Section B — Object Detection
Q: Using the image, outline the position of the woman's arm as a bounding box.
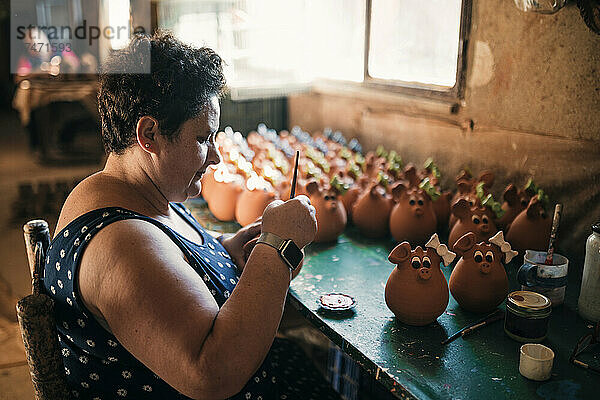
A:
[78,197,315,400]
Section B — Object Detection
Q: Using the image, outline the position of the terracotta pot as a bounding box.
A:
[305,180,347,243]
[506,195,552,253]
[389,183,437,246]
[448,199,498,251]
[496,184,532,231]
[385,242,449,326]
[235,187,277,226]
[352,184,393,238]
[449,232,509,313]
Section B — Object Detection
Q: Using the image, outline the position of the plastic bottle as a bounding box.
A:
[578,223,600,321]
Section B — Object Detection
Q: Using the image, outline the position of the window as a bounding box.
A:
[157,0,470,100]
[367,0,463,88]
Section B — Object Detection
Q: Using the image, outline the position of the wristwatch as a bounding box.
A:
[256,232,303,271]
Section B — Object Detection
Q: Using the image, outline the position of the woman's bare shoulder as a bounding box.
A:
[55,172,135,237]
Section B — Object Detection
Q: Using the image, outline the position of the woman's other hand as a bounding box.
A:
[219,220,262,271]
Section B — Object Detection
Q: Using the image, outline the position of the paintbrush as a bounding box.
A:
[289,150,300,198]
[441,309,504,345]
[242,150,300,260]
[545,203,562,265]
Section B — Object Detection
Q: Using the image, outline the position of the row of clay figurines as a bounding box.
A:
[386,232,518,326]
[201,126,553,255]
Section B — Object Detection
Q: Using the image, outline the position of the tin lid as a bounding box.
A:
[507,291,551,311]
[318,293,356,311]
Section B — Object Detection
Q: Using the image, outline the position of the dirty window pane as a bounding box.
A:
[158,0,364,92]
[368,0,462,87]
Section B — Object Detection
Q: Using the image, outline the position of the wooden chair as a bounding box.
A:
[17,220,70,400]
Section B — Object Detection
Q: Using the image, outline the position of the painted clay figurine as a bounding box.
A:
[200,165,217,203]
[340,174,368,222]
[306,180,347,243]
[389,182,437,246]
[496,183,532,231]
[506,195,552,253]
[352,184,393,238]
[449,170,494,228]
[385,234,456,326]
[235,174,277,226]
[449,231,517,313]
[448,199,498,251]
[418,176,451,229]
[206,164,244,222]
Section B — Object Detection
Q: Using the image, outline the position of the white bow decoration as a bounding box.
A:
[425,234,456,266]
[489,231,518,263]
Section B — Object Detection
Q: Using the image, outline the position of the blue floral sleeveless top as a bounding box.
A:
[43,203,284,399]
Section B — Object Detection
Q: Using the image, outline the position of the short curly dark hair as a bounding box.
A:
[98,30,226,154]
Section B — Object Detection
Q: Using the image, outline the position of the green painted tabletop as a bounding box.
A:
[289,228,598,400]
[185,199,598,400]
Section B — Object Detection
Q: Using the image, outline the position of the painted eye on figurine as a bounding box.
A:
[422,257,431,268]
[482,216,489,224]
[521,199,528,207]
[417,199,424,206]
[472,215,481,224]
[409,199,416,206]
[474,250,483,263]
[485,251,494,263]
[468,200,475,206]
[411,257,421,269]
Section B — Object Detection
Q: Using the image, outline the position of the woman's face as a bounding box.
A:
[157,95,222,202]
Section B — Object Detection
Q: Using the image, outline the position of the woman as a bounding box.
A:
[44,31,337,400]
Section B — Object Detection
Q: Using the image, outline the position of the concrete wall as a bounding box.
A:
[288,1,600,265]
[465,1,599,140]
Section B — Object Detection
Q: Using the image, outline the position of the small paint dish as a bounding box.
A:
[318,293,356,311]
[519,343,555,381]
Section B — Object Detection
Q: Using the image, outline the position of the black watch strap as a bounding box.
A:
[256,232,302,271]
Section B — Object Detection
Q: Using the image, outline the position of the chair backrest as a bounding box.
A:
[17,219,70,400]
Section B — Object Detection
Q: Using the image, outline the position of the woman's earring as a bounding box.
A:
[144,143,150,148]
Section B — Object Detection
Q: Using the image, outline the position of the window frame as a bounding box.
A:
[362,0,472,101]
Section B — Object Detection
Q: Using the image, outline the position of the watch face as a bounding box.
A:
[281,240,303,270]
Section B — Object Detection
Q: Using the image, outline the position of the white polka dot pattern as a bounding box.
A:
[41,205,288,399]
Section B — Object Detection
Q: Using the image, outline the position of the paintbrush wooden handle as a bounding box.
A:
[289,150,299,198]
[545,203,562,265]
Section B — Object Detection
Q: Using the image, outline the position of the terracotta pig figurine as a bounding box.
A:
[449,170,494,228]
[385,234,456,326]
[306,180,347,243]
[353,184,394,238]
[389,182,437,246]
[235,177,278,226]
[448,199,498,251]
[496,183,532,231]
[506,195,552,253]
[449,231,517,313]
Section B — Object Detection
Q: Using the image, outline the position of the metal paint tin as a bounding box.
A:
[504,291,551,343]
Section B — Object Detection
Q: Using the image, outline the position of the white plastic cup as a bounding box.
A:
[519,343,554,381]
